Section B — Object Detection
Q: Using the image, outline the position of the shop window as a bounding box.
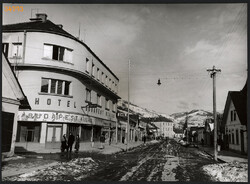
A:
[43,44,72,62]
[2,43,9,57]
[17,123,41,142]
[12,42,22,58]
[40,78,71,96]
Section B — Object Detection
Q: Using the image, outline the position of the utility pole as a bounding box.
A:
[185,113,188,143]
[207,65,221,161]
[126,60,131,151]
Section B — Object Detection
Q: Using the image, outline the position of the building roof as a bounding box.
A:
[221,80,247,128]
[2,19,119,81]
[2,53,31,109]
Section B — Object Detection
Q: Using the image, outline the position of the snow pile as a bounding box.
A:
[149,140,159,144]
[202,161,248,182]
[3,157,98,181]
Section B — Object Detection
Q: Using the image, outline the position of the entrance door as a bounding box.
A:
[45,124,62,149]
[67,124,80,138]
[240,130,244,154]
[2,112,14,152]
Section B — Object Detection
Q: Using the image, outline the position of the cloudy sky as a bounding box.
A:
[3,3,247,115]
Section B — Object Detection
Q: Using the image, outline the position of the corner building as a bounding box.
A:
[2,14,120,149]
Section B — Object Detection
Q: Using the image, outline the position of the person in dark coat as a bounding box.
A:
[201,138,204,147]
[68,132,75,153]
[143,134,146,144]
[100,132,105,149]
[74,135,80,153]
[61,134,68,152]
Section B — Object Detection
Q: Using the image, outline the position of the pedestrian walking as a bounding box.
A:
[143,134,146,144]
[74,135,80,153]
[61,134,68,152]
[201,138,204,147]
[67,132,75,153]
[100,132,105,149]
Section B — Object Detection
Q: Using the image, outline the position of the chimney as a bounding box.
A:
[30,13,47,22]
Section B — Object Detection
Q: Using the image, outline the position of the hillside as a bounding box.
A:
[117,100,217,129]
[170,109,214,129]
[117,100,174,122]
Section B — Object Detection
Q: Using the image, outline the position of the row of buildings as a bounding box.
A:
[183,82,247,155]
[2,13,138,156]
[2,13,177,157]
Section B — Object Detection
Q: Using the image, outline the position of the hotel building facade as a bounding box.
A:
[2,14,120,149]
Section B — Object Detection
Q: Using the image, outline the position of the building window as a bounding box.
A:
[109,79,112,89]
[105,98,109,110]
[12,42,22,58]
[86,58,90,73]
[112,81,114,91]
[97,68,100,80]
[231,110,237,121]
[43,44,73,62]
[91,63,95,77]
[41,78,49,93]
[97,94,101,107]
[236,129,239,145]
[2,43,9,57]
[86,88,91,103]
[101,72,105,83]
[229,133,231,143]
[232,132,234,144]
[40,78,71,96]
[105,76,108,86]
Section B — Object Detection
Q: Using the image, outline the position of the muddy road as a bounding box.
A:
[3,140,218,181]
[84,140,217,181]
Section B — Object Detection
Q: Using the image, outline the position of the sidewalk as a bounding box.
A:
[13,141,144,155]
[198,145,248,163]
[2,141,145,178]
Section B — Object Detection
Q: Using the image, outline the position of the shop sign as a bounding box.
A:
[18,111,92,124]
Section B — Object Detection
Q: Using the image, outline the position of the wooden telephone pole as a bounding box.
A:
[207,66,221,161]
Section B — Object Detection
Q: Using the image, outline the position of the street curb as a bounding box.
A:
[200,149,226,163]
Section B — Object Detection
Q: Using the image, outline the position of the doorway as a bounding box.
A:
[45,124,62,149]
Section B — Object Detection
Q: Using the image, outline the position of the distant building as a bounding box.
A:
[2,13,120,150]
[221,81,247,154]
[2,53,30,156]
[153,121,174,138]
[173,129,184,138]
[197,126,205,143]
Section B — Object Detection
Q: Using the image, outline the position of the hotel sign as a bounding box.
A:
[18,111,92,124]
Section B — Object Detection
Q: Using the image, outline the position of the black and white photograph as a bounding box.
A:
[1,1,248,182]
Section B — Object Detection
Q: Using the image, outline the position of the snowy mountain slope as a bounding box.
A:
[117,100,173,120]
[170,109,214,128]
[117,100,216,129]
